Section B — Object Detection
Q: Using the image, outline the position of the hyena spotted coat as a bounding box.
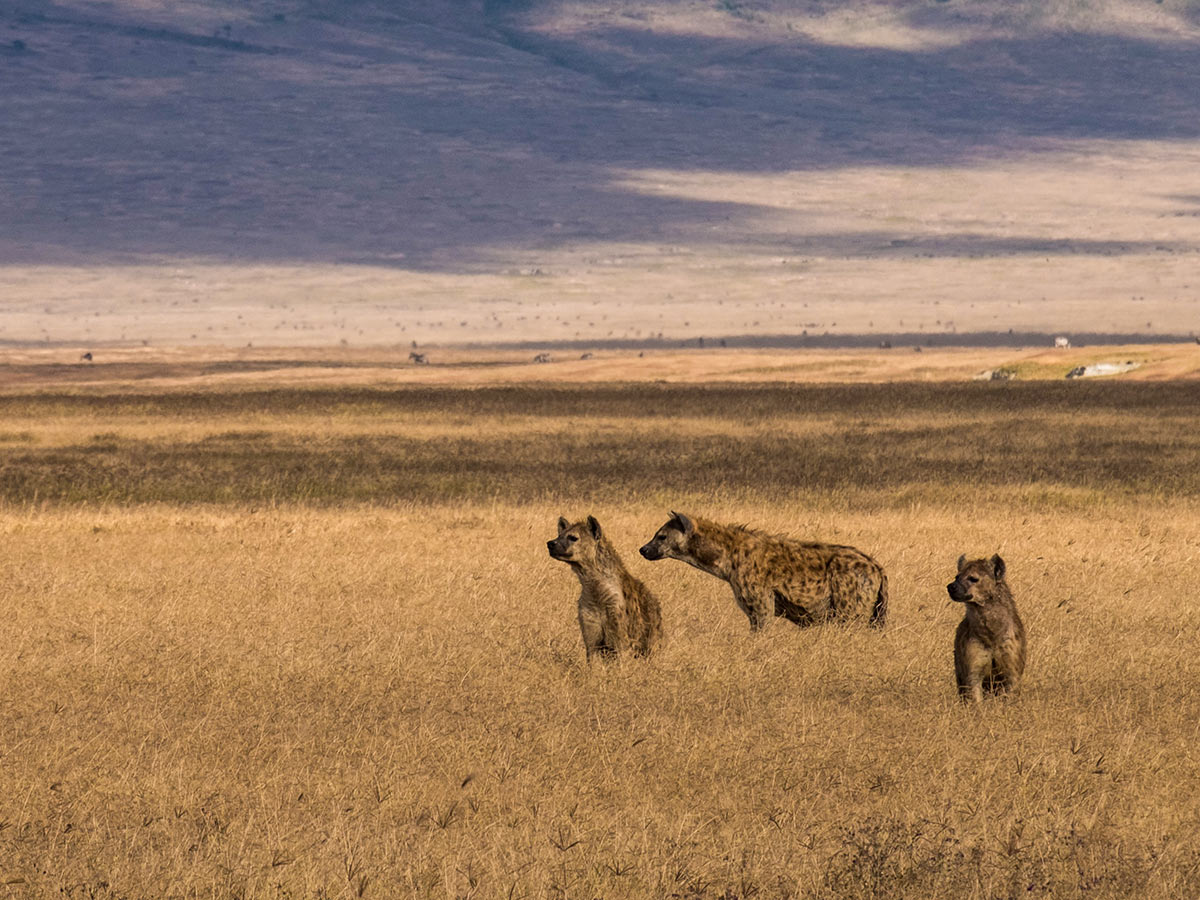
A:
[547,516,663,660]
[947,554,1027,703]
[639,512,888,633]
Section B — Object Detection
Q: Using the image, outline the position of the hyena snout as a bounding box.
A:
[548,538,571,560]
[639,542,663,560]
[947,580,969,602]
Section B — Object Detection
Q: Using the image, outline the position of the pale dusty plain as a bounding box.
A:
[4,139,1200,351]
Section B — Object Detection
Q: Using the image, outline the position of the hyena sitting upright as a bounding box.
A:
[947,555,1027,703]
[639,512,888,633]
[547,516,663,660]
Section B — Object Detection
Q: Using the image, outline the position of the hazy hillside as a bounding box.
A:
[3,0,1200,346]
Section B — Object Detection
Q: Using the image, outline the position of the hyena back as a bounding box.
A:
[947,554,1027,703]
[639,512,887,632]
[547,516,663,660]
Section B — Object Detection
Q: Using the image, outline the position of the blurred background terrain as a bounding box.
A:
[3,1,1199,346]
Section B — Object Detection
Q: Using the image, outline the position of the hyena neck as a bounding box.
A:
[965,585,1016,631]
[573,538,627,589]
[684,519,735,580]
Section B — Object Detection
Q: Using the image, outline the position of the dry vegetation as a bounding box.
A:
[3,379,1200,898]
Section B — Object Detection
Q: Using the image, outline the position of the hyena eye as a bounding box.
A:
[567,534,578,543]
[967,575,979,584]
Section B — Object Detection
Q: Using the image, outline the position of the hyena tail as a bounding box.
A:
[869,572,888,628]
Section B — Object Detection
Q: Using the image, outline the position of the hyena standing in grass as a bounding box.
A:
[639,512,887,633]
[547,516,663,660]
[947,555,1027,703]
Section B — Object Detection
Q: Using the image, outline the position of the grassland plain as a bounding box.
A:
[2,380,1200,899]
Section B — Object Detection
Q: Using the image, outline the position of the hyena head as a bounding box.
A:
[947,554,1006,604]
[639,511,694,561]
[547,516,605,567]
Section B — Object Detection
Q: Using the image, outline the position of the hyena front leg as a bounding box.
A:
[735,586,774,633]
[578,607,610,661]
[956,641,990,704]
[958,671,985,704]
[601,615,627,657]
[991,640,1025,696]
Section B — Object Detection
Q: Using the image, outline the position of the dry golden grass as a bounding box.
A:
[4,504,1200,898]
[2,378,1200,898]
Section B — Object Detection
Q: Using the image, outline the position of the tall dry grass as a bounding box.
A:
[1,382,1199,898]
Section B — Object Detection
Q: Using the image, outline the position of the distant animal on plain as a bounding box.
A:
[947,555,1027,704]
[408,351,428,364]
[1054,336,1071,349]
[80,351,93,362]
[580,352,593,360]
[533,352,552,363]
[547,516,663,660]
[639,512,887,632]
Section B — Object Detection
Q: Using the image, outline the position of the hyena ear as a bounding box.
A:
[557,516,570,533]
[956,554,967,572]
[670,511,695,535]
[587,516,602,539]
[991,554,1006,580]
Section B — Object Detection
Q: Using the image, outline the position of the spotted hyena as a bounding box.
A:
[638,512,887,633]
[547,516,663,660]
[947,554,1027,703]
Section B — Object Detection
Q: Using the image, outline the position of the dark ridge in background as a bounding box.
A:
[4,1,1200,268]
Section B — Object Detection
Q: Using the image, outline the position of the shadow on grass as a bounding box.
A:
[2,382,1198,505]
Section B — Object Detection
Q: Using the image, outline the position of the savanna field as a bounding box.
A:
[8,0,1200,895]
[2,375,1200,899]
